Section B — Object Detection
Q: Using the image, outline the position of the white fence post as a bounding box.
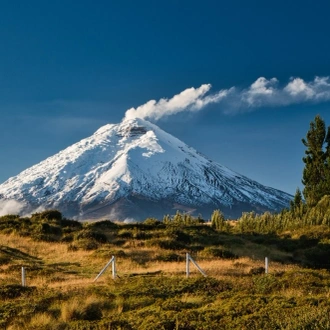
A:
[186,253,207,278]
[265,257,269,274]
[112,256,116,279]
[93,256,115,282]
[21,267,26,287]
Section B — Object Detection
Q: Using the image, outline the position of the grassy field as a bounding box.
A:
[1,211,330,329]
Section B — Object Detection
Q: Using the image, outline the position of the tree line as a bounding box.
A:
[237,114,330,234]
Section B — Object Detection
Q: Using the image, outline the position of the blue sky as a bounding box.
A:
[1,0,330,195]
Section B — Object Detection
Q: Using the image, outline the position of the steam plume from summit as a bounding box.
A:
[124,84,229,121]
[124,76,330,121]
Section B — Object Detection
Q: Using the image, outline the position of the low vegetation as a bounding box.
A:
[0,208,330,329]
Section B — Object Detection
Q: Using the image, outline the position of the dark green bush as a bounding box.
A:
[37,223,62,236]
[117,229,133,239]
[146,238,186,250]
[31,210,63,224]
[0,254,11,265]
[0,284,35,299]
[201,246,238,259]
[76,239,99,250]
[61,219,83,230]
[111,239,126,246]
[61,234,74,242]
[0,214,20,221]
[132,230,151,240]
[32,233,61,242]
[155,252,184,262]
[249,267,265,275]
[86,220,118,230]
[164,229,191,244]
[75,230,107,243]
[0,219,20,231]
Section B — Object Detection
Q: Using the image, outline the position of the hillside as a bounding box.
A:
[1,210,330,329]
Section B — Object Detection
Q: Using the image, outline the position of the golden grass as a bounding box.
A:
[0,231,301,291]
[29,312,55,327]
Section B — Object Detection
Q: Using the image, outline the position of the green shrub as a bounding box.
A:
[146,238,186,250]
[75,230,107,243]
[111,239,126,246]
[31,210,63,224]
[155,252,184,262]
[0,284,35,299]
[252,275,280,294]
[249,267,265,275]
[164,229,191,244]
[75,239,99,251]
[200,246,238,259]
[61,219,83,230]
[36,223,62,236]
[132,230,150,240]
[32,233,61,242]
[117,229,133,239]
[86,220,118,230]
[0,253,10,265]
[61,234,74,242]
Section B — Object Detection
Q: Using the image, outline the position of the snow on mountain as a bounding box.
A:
[0,118,292,220]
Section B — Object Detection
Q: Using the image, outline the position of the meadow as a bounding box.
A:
[0,210,330,329]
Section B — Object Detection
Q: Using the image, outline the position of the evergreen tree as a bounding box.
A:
[293,187,303,207]
[211,209,226,231]
[290,188,305,217]
[302,115,330,206]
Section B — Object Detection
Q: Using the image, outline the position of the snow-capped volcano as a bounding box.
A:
[0,118,292,220]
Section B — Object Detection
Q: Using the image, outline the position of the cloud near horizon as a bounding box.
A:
[124,76,330,120]
[0,200,25,216]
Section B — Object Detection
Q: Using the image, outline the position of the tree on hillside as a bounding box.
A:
[302,115,330,206]
[290,188,305,217]
[211,209,227,231]
[293,188,303,207]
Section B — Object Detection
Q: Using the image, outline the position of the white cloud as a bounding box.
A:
[284,78,315,98]
[242,77,279,107]
[123,76,330,121]
[240,76,330,109]
[0,200,25,216]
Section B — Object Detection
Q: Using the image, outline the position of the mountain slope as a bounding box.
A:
[0,118,292,220]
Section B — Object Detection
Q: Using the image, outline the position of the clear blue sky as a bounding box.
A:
[1,0,330,195]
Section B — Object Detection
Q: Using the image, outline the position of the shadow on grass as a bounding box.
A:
[234,233,330,269]
[0,246,41,262]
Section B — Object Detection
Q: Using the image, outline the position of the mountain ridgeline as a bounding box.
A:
[0,118,292,220]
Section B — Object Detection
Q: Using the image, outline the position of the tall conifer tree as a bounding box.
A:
[302,115,330,206]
